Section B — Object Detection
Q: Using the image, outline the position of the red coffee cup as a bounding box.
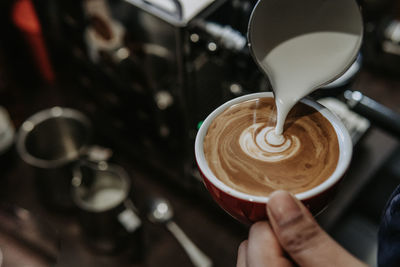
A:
[195,92,352,224]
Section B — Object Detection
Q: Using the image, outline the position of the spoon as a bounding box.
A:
[147,197,213,267]
[248,0,363,136]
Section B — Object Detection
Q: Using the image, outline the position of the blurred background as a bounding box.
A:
[0,0,399,266]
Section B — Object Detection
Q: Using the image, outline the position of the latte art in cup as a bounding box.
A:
[203,97,339,196]
[239,125,301,162]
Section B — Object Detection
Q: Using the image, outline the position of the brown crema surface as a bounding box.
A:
[203,97,339,196]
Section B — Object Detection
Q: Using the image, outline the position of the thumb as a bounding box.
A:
[267,190,366,267]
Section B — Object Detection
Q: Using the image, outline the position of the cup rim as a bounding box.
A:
[195,92,352,203]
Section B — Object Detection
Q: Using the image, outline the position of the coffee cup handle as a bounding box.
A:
[117,199,142,233]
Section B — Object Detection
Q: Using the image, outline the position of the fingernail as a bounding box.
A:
[267,190,302,226]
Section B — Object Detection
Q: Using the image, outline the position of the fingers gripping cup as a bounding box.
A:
[195,92,352,224]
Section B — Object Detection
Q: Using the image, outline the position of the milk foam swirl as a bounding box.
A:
[239,125,300,162]
[203,97,339,196]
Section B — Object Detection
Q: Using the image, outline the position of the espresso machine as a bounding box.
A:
[30,0,268,194]
[30,0,400,198]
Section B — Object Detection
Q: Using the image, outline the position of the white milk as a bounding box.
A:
[84,187,126,211]
[261,31,360,144]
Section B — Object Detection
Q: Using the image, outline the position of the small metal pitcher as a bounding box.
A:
[16,107,91,210]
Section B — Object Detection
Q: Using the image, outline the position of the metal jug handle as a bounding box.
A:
[118,199,142,233]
